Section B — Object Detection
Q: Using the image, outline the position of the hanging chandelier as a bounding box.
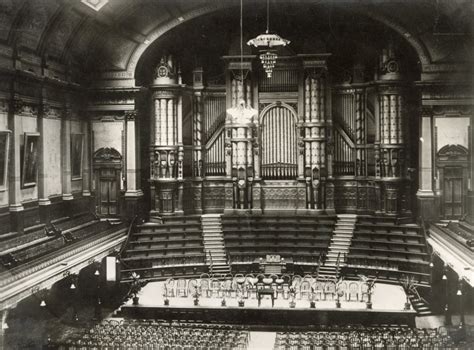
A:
[247,0,290,78]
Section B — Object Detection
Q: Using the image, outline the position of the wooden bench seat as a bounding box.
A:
[349,248,428,262]
[353,229,423,239]
[133,230,202,238]
[355,223,419,233]
[223,232,331,240]
[351,238,425,248]
[129,237,203,246]
[137,223,201,233]
[123,251,205,261]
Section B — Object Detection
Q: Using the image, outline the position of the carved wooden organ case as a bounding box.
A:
[149,48,414,216]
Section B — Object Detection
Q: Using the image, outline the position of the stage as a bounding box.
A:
[119,281,416,327]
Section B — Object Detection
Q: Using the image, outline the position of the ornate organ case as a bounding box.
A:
[150,48,415,216]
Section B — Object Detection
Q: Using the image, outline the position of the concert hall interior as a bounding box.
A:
[0,0,473,348]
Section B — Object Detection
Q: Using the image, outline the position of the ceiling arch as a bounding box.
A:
[125,1,434,80]
[0,0,471,85]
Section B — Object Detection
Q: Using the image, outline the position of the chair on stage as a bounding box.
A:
[324,280,336,300]
[200,278,211,298]
[337,281,348,301]
[299,279,312,300]
[313,281,324,300]
[187,279,198,298]
[165,278,176,298]
[222,278,233,297]
[303,274,314,284]
[348,282,359,301]
[256,273,266,291]
[176,278,188,297]
[269,274,278,289]
[274,275,286,299]
[210,278,221,297]
[291,275,302,299]
[245,274,257,299]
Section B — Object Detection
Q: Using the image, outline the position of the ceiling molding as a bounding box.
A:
[80,0,109,12]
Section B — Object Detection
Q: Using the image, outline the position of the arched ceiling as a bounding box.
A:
[0,0,472,86]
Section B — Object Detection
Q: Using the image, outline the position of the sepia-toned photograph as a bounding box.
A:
[0,0,472,349]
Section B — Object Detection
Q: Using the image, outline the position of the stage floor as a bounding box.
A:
[126,281,407,311]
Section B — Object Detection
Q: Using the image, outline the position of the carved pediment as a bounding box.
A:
[438,144,468,159]
[93,147,122,162]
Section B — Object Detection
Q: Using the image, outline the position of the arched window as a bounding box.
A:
[260,103,298,179]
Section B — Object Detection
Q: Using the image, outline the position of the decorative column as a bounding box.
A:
[192,68,204,214]
[61,103,73,216]
[124,109,143,218]
[223,57,259,211]
[300,55,330,210]
[355,88,366,177]
[416,105,437,220]
[8,94,24,233]
[38,97,51,224]
[82,117,92,201]
[375,45,410,216]
[149,55,183,216]
[467,121,474,224]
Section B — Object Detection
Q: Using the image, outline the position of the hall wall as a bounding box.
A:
[0,72,91,233]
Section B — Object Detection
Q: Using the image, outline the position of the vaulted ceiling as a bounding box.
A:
[0,0,472,86]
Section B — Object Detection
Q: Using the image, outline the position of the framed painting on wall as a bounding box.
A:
[71,133,84,180]
[0,130,11,191]
[21,132,40,188]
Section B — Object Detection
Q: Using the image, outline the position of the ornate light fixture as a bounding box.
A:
[247,0,290,78]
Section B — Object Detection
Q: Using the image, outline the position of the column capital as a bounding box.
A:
[10,97,24,114]
[125,110,137,121]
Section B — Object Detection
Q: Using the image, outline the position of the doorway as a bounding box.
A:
[93,147,123,217]
[437,145,469,220]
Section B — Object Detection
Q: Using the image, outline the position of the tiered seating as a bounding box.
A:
[345,216,430,284]
[52,320,250,349]
[273,326,460,349]
[122,216,206,279]
[221,214,336,272]
[0,212,110,268]
[433,220,474,250]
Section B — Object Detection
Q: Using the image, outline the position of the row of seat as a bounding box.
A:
[273,326,464,350]
[346,218,429,283]
[49,320,250,350]
[0,213,111,268]
[124,217,206,274]
[222,214,336,267]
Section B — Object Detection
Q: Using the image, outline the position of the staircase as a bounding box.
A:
[201,214,230,275]
[319,214,357,278]
[408,293,433,316]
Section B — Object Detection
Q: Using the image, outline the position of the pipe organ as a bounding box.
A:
[261,104,298,180]
[147,47,415,217]
[300,57,331,210]
[149,55,184,215]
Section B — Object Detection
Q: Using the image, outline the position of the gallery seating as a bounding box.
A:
[345,217,430,284]
[122,216,207,280]
[221,214,336,272]
[0,212,113,268]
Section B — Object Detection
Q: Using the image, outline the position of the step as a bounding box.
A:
[333,228,354,233]
[330,241,351,246]
[203,232,223,237]
[202,224,222,228]
[336,223,356,227]
[207,252,226,256]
